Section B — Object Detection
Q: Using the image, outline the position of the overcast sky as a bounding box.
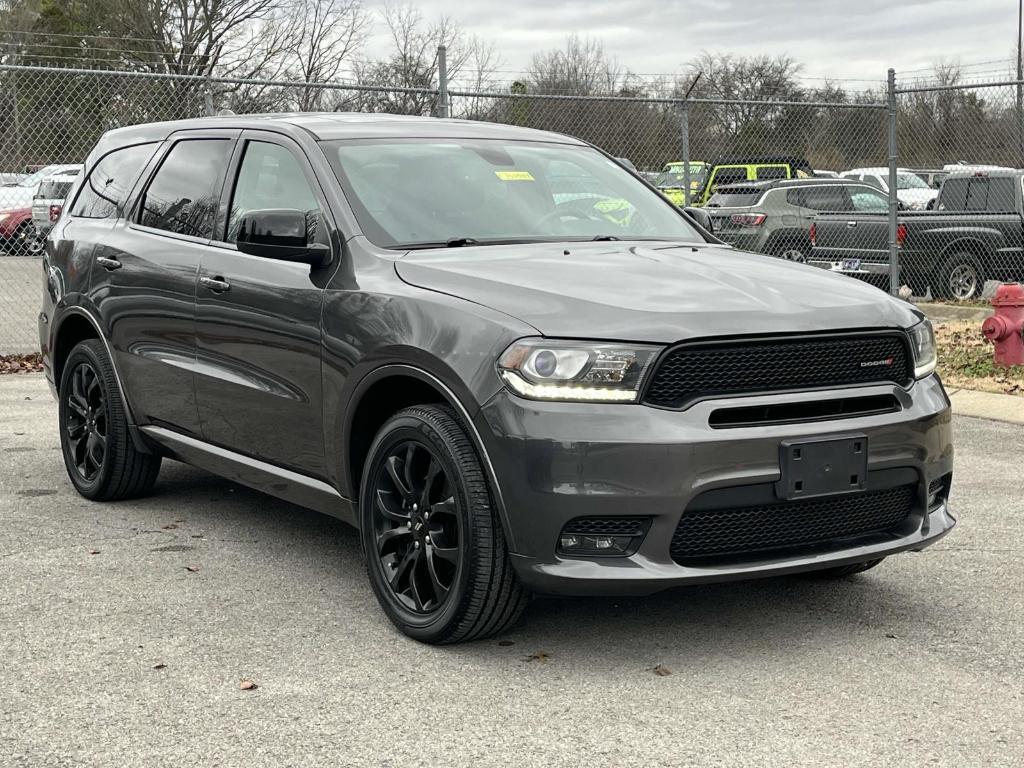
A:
[362,0,1020,88]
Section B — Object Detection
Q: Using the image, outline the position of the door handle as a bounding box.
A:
[200,276,231,293]
[95,256,122,271]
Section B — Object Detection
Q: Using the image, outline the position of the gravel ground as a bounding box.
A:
[1,374,1021,767]
[0,255,42,355]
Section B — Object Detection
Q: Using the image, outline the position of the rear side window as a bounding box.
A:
[139,139,231,238]
[988,178,1015,211]
[801,186,852,211]
[861,175,884,190]
[939,178,968,210]
[710,166,749,188]
[965,180,989,211]
[849,188,889,212]
[73,143,156,219]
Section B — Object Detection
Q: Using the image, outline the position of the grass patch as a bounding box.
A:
[935,321,1024,396]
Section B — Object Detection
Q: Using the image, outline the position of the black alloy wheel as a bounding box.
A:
[58,339,161,500]
[372,439,461,613]
[359,405,528,644]
[64,360,108,482]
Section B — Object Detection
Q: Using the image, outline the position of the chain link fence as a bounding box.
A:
[0,63,1021,353]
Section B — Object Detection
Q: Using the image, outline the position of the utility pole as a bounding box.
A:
[437,45,449,119]
[680,72,702,207]
[1017,0,1023,165]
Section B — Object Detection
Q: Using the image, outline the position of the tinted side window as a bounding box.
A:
[988,178,1015,211]
[850,188,889,212]
[72,143,156,219]
[225,141,323,243]
[138,139,230,238]
[803,186,852,211]
[711,167,748,189]
[965,180,989,211]
[939,178,968,210]
[786,188,806,207]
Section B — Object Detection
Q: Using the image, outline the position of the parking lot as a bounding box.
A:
[1,373,1021,767]
[0,256,41,354]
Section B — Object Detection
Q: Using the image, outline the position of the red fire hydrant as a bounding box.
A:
[981,283,1024,367]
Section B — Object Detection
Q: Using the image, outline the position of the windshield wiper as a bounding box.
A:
[591,235,620,241]
[395,237,554,250]
[445,237,479,247]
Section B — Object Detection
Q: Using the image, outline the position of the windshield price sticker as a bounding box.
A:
[495,170,535,181]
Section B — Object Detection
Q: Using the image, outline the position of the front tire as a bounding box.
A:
[58,340,161,500]
[359,405,529,643]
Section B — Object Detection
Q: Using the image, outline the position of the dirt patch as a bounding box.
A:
[935,320,1024,396]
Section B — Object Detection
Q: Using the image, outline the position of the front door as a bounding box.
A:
[194,131,336,477]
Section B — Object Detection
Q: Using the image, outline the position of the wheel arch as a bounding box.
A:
[341,363,514,547]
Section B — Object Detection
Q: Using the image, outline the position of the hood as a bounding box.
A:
[395,242,921,343]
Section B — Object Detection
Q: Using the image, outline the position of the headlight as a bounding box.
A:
[908,319,937,379]
[497,338,660,402]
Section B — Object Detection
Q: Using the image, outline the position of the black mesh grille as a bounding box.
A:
[561,517,650,536]
[670,485,916,564]
[644,334,911,409]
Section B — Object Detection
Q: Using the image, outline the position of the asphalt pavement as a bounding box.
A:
[1,374,1021,767]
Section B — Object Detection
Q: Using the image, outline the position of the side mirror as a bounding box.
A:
[683,206,713,232]
[235,208,330,266]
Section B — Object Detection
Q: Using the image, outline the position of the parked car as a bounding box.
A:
[810,170,1024,299]
[41,114,955,643]
[32,168,81,235]
[840,167,938,210]
[909,168,949,190]
[0,206,40,255]
[693,155,814,206]
[812,170,840,178]
[655,160,706,206]
[0,171,28,186]
[0,163,81,213]
[705,178,889,261]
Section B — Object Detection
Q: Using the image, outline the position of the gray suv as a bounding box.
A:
[706,178,889,261]
[40,114,955,644]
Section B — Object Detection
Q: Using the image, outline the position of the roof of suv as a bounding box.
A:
[96,113,584,153]
[712,177,868,193]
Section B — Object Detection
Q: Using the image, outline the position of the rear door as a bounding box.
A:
[194,130,336,477]
[91,131,237,435]
[810,185,890,263]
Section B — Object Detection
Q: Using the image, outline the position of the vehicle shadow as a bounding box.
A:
[146,462,939,666]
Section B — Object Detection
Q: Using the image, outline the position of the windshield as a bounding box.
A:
[656,168,706,189]
[896,173,930,190]
[325,139,705,248]
[19,165,59,188]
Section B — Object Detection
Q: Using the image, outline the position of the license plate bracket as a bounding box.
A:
[776,435,868,500]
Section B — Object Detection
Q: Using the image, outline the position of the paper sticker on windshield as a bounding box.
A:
[495,170,534,181]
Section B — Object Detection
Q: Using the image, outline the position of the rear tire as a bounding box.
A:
[803,558,885,578]
[359,405,529,644]
[935,252,984,301]
[58,340,161,500]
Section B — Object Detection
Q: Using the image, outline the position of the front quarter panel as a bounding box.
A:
[321,241,538,498]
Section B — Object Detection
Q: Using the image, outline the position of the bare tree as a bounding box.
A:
[525,35,623,96]
[287,0,368,110]
[352,4,466,115]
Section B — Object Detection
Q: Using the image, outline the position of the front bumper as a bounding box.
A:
[477,375,955,596]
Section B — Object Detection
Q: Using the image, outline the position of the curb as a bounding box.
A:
[918,302,992,325]
[947,387,1024,425]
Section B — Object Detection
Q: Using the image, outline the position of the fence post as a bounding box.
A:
[680,101,691,206]
[437,45,449,119]
[886,68,900,297]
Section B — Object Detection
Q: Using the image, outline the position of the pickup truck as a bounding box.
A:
[808,170,1024,300]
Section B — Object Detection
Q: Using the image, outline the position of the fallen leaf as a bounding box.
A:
[88,549,100,555]
[525,651,549,663]
[885,633,898,639]
[153,663,166,670]
[162,523,178,530]
[498,640,515,647]
[239,679,258,690]
[652,664,673,677]
[184,565,199,573]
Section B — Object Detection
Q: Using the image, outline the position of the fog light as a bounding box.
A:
[559,534,634,556]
